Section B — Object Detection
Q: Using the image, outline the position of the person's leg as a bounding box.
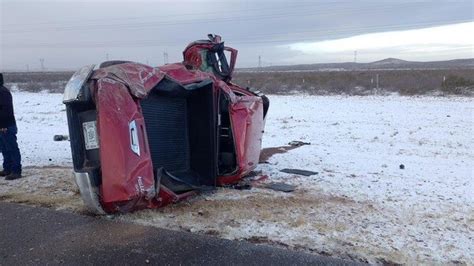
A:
[0,132,13,175]
[3,126,21,175]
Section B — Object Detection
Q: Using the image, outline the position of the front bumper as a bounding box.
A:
[73,171,106,214]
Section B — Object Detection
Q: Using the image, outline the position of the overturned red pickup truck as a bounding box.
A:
[63,35,269,214]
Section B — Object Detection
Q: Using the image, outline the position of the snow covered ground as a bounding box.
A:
[12,91,71,166]
[0,92,472,264]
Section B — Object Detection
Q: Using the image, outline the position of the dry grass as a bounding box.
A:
[233,69,474,96]
[3,69,474,96]
[3,71,73,93]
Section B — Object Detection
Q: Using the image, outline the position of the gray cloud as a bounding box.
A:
[1,0,472,70]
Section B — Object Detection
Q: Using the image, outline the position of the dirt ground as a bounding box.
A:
[0,167,84,213]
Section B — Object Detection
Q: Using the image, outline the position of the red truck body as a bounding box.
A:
[63,35,268,214]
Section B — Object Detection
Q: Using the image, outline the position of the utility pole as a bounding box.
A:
[106,53,109,61]
[39,58,45,71]
[163,51,169,65]
[26,64,30,72]
[354,51,357,63]
[258,55,262,68]
[376,74,379,90]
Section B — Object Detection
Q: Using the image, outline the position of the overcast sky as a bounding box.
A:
[0,0,473,71]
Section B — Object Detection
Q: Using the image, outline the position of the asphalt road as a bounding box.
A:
[0,202,357,265]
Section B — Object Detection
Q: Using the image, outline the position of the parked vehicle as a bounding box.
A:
[63,35,269,214]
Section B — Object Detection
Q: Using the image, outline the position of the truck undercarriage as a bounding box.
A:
[64,35,269,214]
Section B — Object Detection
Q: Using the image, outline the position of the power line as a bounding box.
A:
[6,1,428,29]
[4,19,468,49]
[3,2,330,28]
[2,2,429,34]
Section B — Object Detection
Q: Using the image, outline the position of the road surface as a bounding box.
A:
[0,202,357,265]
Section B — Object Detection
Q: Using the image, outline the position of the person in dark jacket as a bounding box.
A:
[0,73,22,180]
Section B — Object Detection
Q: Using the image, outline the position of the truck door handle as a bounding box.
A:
[129,120,141,156]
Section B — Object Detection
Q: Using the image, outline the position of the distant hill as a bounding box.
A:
[371,58,410,65]
[238,58,474,72]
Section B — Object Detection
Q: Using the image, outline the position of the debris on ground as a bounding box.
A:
[265,182,296,192]
[232,172,269,190]
[53,135,69,141]
[399,164,405,169]
[231,182,252,190]
[259,140,311,163]
[244,170,262,178]
[287,140,311,146]
[280,168,318,176]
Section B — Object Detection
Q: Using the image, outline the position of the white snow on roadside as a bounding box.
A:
[253,95,474,263]
[12,92,71,166]
[1,92,473,264]
[260,95,473,207]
